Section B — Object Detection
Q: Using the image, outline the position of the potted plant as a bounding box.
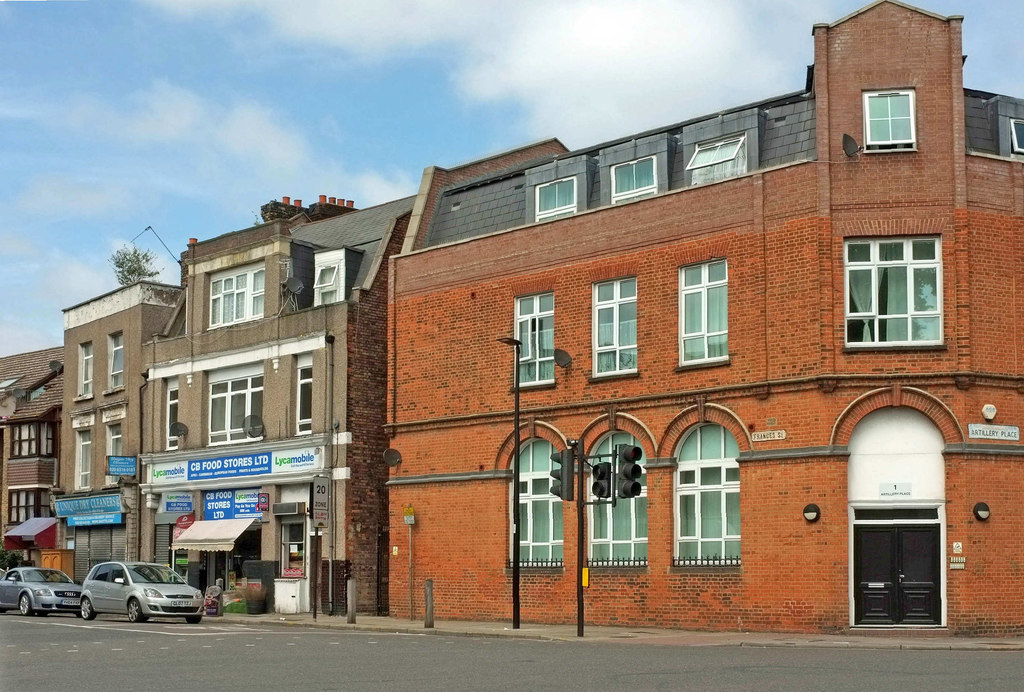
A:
[245,583,267,615]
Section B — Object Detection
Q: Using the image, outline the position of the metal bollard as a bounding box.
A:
[424,579,434,629]
[347,578,356,624]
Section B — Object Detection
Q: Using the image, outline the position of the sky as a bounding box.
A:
[1,0,1021,357]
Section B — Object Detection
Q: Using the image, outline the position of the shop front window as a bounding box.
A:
[281,521,306,578]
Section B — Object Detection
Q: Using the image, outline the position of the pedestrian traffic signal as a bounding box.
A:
[549,448,575,501]
[616,445,643,498]
[591,461,612,498]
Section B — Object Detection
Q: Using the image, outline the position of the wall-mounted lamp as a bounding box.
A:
[803,503,821,522]
[973,502,991,521]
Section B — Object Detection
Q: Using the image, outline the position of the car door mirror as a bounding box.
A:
[114,577,125,584]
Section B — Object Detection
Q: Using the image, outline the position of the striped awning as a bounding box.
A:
[171,518,253,552]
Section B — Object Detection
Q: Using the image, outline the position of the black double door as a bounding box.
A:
[854,524,940,625]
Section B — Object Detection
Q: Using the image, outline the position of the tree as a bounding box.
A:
[110,245,160,286]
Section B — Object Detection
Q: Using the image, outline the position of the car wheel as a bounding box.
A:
[18,593,33,616]
[127,598,149,624]
[185,615,202,624]
[80,597,97,621]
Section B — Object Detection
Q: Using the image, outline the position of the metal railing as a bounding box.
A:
[672,555,741,567]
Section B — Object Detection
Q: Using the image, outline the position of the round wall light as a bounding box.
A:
[802,503,821,522]
[973,502,991,521]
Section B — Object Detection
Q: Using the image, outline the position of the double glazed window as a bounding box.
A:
[594,278,637,375]
[209,372,264,444]
[687,137,746,185]
[676,424,740,564]
[516,293,555,385]
[680,261,728,363]
[108,332,124,389]
[314,264,340,306]
[535,178,576,222]
[590,433,646,563]
[166,381,179,450]
[611,157,656,203]
[76,429,92,489]
[79,342,93,397]
[8,489,51,523]
[864,90,916,150]
[845,237,941,345]
[11,422,54,458]
[297,355,313,434]
[1011,119,1024,154]
[516,439,563,564]
[210,264,265,327]
[106,423,122,485]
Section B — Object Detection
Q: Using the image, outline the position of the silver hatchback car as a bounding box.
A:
[80,561,204,624]
[0,567,82,616]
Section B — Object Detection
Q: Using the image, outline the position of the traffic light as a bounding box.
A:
[591,461,612,499]
[616,445,643,498]
[549,448,575,501]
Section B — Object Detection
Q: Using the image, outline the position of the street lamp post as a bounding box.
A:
[496,336,522,629]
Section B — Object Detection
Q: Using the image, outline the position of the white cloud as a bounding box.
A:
[14,176,128,219]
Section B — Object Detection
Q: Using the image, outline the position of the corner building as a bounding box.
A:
[387,1,1024,635]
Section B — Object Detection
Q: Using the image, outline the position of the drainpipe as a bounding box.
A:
[325,332,336,614]
[137,371,149,562]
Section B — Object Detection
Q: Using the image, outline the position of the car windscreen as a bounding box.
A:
[23,569,73,584]
[127,564,186,584]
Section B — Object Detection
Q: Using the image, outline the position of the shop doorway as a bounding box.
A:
[204,526,261,591]
[854,523,940,624]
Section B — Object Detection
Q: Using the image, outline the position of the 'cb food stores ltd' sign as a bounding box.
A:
[151,447,322,484]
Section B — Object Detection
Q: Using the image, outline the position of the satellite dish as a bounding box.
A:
[283,276,304,295]
[48,360,63,373]
[169,421,189,438]
[242,415,264,438]
[553,349,572,369]
[382,448,402,467]
[842,133,861,157]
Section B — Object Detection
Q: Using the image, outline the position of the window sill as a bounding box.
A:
[207,437,264,447]
[102,385,126,397]
[675,357,730,372]
[503,564,565,575]
[843,343,946,353]
[669,564,742,574]
[588,370,639,384]
[862,145,917,153]
[587,563,649,573]
[516,381,557,392]
[73,394,94,403]
[611,190,657,205]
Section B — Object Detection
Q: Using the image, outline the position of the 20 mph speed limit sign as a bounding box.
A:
[311,475,330,529]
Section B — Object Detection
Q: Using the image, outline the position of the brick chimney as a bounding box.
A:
[261,197,310,223]
[306,194,358,221]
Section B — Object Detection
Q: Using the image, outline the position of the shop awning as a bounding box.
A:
[172,518,254,552]
[3,516,57,550]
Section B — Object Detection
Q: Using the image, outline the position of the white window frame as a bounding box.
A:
[863,90,916,150]
[588,432,647,563]
[209,264,265,328]
[679,260,728,364]
[593,277,637,376]
[108,332,124,389]
[281,518,308,578]
[166,380,179,450]
[106,423,122,485]
[76,429,91,490]
[686,136,747,185]
[314,264,341,306]
[611,156,657,204]
[297,353,313,435]
[1011,119,1024,154]
[515,293,555,386]
[844,237,942,346]
[535,177,577,222]
[208,369,264,445]
[514,439,564,565]
[675,424,740,564]
[79,342,93,397]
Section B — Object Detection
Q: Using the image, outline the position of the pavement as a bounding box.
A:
[216,610,1024,650]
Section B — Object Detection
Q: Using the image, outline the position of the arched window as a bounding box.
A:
[515,439,563,565]
[675,424,740,565]
[590,432,647,564]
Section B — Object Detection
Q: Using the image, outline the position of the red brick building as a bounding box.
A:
[386,1,1024,635]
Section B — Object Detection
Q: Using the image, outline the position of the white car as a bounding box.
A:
[80,561,204,624]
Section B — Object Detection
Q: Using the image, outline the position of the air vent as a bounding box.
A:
[272,502,306,516]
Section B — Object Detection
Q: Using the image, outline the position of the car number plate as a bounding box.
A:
[171,600,192,607]
[62,599,80,606]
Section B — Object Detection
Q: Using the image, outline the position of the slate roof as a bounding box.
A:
[0,346,63,422]
[291,196,415,251]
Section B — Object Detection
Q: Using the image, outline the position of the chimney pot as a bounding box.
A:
[329,197,336,204]
[189,237,198,245]
[346,200,354,208]
[339,199,346,206]
[294,199,302,207]
[319,194,327,204]
[282,196,291,205]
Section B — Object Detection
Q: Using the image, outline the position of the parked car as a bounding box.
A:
[0,567,82,616]
[80,561,204,624]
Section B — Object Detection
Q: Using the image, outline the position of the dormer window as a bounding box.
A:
[210,264,265,327]
[611,157,656,203]
[314,264,340,306]
[687,136,747,185]
[535,178,576,222]
[1011,119,1024,154]
[864,90,916,151]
